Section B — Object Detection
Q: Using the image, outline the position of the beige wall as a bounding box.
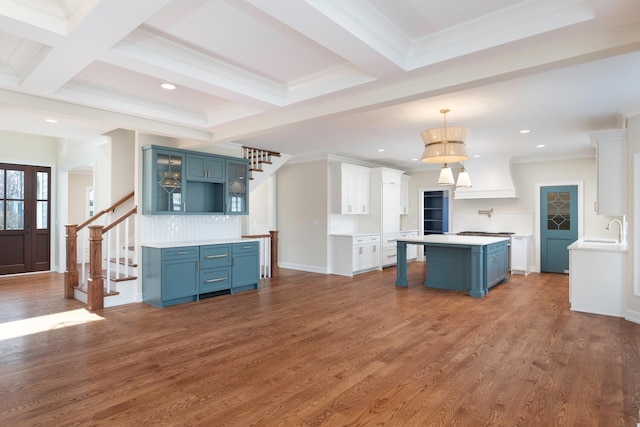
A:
[276,159,329,272]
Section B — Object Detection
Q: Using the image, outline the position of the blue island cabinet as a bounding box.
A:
[142,241,260,308]
[395,235,509,298]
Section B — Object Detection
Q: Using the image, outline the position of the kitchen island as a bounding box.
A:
[396,235,509,297]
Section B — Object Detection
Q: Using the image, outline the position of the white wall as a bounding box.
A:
[276,159,329,273]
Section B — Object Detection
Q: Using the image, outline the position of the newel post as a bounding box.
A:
[64,224,78,299]
[269,230,279,278]
[87,225,104,311]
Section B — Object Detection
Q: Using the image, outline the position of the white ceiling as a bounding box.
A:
[0,0,639,171]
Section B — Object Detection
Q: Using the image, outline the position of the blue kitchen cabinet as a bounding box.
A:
[231,242,259,292]
[226,159,249,215]
[142,146,186,214]
[199,244,232,294]
[142,241,260,308]
[186,153,225,182]
[485,240,509,289]
[142,246,199,307]
[142,145,248,215]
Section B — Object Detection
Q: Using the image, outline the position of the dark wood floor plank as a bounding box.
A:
[0,264,639,426]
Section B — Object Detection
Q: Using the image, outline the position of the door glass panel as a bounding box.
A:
[6,170,24,199]
[36,172,48,199]
[546,191,571,231]
[6,200,24,230]
[0,201,3,230]
[0,169,4,198]
[37,201,48,229]
[36,171,49,229]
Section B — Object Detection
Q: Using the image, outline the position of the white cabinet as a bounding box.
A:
[331,163,370,214]
[330,234,380,276]
[382,231,417,267]
[590,129,627,215]
[382,182,401,233]
[400,175,410,215]
[568,242,626,317]
[510,235,531,275]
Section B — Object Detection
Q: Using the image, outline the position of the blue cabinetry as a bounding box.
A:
[142,145,249,215]
[231,242,259,292]
[186,154,225,182]
[199,244,231,294]
[142,246,199,307]
[142,241,259,308]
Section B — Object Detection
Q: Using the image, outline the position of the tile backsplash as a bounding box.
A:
[142,215,241,243]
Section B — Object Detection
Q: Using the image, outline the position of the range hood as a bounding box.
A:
[454,156,518,199]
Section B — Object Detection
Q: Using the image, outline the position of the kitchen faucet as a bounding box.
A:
[606,218,623,243]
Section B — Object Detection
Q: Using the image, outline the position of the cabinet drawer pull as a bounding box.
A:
[175,251,190,255]
[241,245,253,249]
[205,254,228,259]
[205,277,227,283]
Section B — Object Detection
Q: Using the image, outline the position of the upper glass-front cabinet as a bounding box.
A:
[145,148,185,214]
[142,146,249,216]
[226,160,248,215]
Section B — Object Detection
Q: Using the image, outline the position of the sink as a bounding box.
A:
[582,238,617,244]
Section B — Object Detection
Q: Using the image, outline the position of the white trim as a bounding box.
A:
[625,308,640,324]
[277,262,327,274]
[534,181,583,273]
[634,153,640,296]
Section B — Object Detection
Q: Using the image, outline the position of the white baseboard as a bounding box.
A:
[625,308,640,324]
[278,262,328,274]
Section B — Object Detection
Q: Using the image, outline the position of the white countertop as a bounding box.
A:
[396,234,510,245]
[143,237,260,249]
[567,239,628,253]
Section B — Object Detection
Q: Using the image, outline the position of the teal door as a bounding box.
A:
[540,185,578,273]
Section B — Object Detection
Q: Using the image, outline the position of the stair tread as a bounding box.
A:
[74,285,120,297]
[110,257,138,267]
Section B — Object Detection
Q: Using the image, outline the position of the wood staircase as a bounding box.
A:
[243,146,281,180]
[65,191,138,310]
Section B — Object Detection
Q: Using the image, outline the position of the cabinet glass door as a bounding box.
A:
[156,152,184,212]
[227,161,248,214]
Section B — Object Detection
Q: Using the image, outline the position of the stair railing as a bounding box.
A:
[65,191,135,307]
[242,146,281,179]
[241,230,279,278]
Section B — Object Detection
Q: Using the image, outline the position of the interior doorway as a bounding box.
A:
[0,163,51,274]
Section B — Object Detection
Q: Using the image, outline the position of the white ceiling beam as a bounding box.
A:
[18,0,172,94]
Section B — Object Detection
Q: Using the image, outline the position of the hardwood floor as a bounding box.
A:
[1,264,639,426]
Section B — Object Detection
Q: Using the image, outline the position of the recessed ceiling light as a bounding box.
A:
[473,154,481,158]
[411,158,418,161]
[161,83,177,90]
[378,149,385,152]
[536,144,545,148]
[45,118,58,123]
[520,129,530,134]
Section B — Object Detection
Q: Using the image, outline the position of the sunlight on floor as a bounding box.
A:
[0,309,104,341]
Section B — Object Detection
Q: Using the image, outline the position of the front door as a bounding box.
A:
[0,164,51,274]
[540,185,578,273]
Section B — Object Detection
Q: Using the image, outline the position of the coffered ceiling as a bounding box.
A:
[0,0,639,170]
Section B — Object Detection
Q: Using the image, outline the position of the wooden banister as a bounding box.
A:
[241,230,279,278]
[103,207,137,234]
[65,191,137,310]
[78,191,134,231]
